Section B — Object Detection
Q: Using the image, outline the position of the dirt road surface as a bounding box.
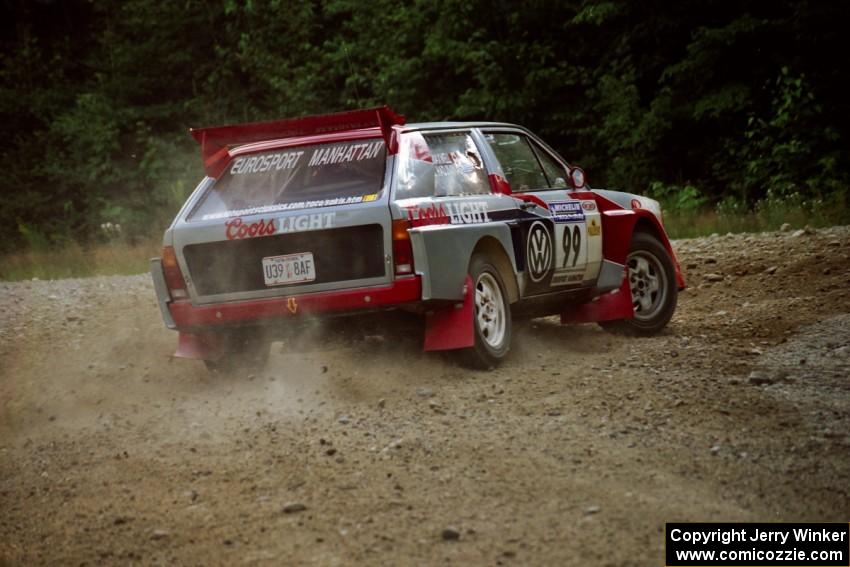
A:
[2,227,849,566]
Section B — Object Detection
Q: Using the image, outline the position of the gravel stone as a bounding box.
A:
[748,371,775,386]
[282,502,307,514]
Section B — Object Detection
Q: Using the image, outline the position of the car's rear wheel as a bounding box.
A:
[204,329,270,374]
[600,231,677,335]
[464,254,512,368]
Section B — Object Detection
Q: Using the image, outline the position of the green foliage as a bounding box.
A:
[647,182,707,216]
[1,0,849,253]
[715,196,748,219]
[734,68,845,201]
[696,187,850,238]
[0,238,160,281]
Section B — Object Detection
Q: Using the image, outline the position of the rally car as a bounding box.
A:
[151,106,685,371]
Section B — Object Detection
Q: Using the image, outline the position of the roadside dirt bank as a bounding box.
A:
[1,226,849,566]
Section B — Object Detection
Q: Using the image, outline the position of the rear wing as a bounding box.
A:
[190,106,406,177]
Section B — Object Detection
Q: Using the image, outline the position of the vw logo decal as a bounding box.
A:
[526,221,552,282]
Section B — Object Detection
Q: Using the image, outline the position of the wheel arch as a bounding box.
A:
[633,215,661,237]
[630,210,686,290]
[471,236,520,303]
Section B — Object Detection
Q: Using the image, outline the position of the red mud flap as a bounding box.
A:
[560,276,634,324]
[423,276,475,351]
[174,332,224,361]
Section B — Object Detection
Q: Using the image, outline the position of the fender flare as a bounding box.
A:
[412,223,518,352]
[629,209,686,290]
[600,208,686,290]
[409,223,518,301]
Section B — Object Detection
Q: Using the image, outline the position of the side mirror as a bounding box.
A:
[569,167,586,189]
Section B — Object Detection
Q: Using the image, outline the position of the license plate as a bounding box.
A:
[262,252,316,286]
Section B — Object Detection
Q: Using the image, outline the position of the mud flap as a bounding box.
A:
[560,275,634,324]
[174,331,224,361]
[423,276,475,351]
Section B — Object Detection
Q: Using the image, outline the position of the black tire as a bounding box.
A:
[204,329,270,374]
[463,254,512,369]
[599,231,677,336]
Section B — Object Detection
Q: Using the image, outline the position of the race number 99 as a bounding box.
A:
[562,224,581,268]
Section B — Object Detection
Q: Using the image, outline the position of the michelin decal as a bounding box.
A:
[549,201,585,223]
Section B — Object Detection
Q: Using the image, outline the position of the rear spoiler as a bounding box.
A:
[190,106,406,177]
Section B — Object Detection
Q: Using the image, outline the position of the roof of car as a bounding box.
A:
[402,121,529,132]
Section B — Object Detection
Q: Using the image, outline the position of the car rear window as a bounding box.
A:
[188,138,386,221]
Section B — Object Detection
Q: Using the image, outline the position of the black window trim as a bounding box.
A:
[527,137,569,189]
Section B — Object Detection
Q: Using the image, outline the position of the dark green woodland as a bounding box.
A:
[2,0,848,249]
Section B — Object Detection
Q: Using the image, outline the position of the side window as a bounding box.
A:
[532,142,569,188]
[394,131,490,199]
[485,133,549,192]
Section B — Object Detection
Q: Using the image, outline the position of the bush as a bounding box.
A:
[647,182,708,216]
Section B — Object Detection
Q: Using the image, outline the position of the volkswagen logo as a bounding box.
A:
[526,221,552,282]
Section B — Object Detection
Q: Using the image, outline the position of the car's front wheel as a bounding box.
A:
[464,254,512,368]
[600,231,677,335]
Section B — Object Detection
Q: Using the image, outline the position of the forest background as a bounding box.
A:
[2,0,848,277]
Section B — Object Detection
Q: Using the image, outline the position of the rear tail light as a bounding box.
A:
[391,219,414,276]
[161,245,188,299]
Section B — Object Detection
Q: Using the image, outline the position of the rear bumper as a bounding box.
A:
[168,276,422,330]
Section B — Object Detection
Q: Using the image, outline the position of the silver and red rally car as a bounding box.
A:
[151,107,685,371]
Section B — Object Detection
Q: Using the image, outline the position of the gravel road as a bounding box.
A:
[2,226,849,566]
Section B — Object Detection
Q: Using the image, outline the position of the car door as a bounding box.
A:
[480,130,602,296]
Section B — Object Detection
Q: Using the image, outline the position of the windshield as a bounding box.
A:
[188,138,386,221]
